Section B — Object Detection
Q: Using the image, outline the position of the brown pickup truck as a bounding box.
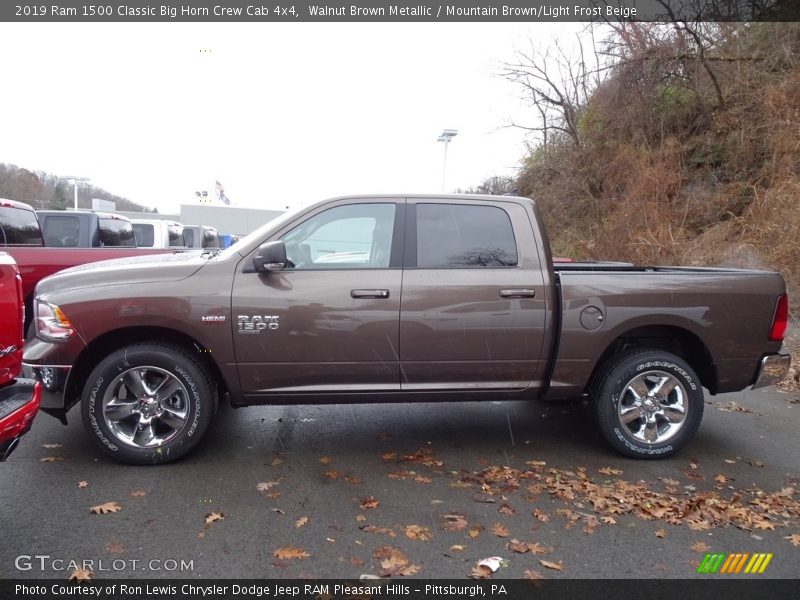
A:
[22,194,790,464]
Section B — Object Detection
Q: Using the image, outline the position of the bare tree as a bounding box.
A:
[501,30,604,149]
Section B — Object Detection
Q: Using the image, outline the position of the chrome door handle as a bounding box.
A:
[351,289,390,299]
[499,288,536,298]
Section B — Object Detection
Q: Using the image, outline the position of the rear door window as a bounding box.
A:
[416,203,518,268]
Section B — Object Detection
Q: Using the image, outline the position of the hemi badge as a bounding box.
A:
[202,315,226,323]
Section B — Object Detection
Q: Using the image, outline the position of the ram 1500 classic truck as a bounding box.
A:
[22,194,790,464]
[0,252,41,460]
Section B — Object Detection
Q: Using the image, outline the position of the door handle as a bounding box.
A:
[351,289,390,299]
[499,288,536,298]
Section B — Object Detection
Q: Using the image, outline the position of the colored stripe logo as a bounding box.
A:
[697,553,773,574]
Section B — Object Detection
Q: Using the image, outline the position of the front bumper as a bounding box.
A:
[752,351,792,390]
[0,378,42,461]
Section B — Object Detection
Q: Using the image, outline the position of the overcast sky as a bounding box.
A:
[0,22,584,214]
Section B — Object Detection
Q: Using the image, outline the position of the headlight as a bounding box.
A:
[35,299,75,341]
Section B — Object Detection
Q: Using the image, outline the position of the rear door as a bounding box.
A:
[399,199,548,391]
[232,198,405,396]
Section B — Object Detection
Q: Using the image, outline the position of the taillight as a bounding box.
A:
[15,273,24,343]
[768,294,789,342]
[35,300,75,342]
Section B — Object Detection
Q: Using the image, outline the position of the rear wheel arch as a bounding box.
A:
[588,325,717,395]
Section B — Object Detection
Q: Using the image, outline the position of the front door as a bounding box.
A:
[232,200,404,398]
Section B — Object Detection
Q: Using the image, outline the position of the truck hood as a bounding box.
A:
[35,251,209,298]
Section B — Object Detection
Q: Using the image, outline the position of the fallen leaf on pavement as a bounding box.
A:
[498,503,516,515]
[443,514,468,531]
[274,547,310,560]
[105,540,125,554]
[40,456,64,463]
[450,544,466,552]
[691,542,711,553]
[360,496,380,510]
[655,529,667,538]
[130,490,146,497]
[204,511,224,525]
[599,467,623,476]
[528,543,549,555]
[507,539,530,553]
[77,481,88,489]
[295,516,308,528]
[256,480,281,492]
[404,525,431,541]
[42,443,62,449]
[532,509,549,523]
[468,526,483,539]
[469,564,492,579]
[490,523,509,538]
[68,568,92,582]
[90,502,121,515]
[784,534,800,547]
[319,456,332,464]
[539,559,563,571]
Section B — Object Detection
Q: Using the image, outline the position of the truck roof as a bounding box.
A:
[0,198,36,212]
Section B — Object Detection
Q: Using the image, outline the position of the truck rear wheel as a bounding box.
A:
[592,350,703,459]
[81,343,215,465]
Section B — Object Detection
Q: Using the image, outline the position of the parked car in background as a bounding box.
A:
[37,210,136,248]
[0,199,44,246]
[0,252,40,460]
[132,219,185,248]
[182,225,220,249]
[219,233,240,249]
[1,199,190,333]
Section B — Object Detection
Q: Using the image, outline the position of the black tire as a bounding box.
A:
[591,350,704,459]
[81,343,215,465]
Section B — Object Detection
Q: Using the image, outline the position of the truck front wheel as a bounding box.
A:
[592,350,704,459]
[81,343,215,464]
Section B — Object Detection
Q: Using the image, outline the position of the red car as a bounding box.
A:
[0,252,41,460]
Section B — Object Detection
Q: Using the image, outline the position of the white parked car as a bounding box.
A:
[132,219,185,248]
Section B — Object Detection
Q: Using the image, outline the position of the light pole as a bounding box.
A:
[60,175,90,210]
[437,129,458,192]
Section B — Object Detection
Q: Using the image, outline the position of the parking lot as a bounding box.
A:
[2,382,798,580]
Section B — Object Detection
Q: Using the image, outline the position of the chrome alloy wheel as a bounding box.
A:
[102,366,190,448]
[617,370,688,444]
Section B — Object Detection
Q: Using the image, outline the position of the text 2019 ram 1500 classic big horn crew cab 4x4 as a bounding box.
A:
[22,195,790,464]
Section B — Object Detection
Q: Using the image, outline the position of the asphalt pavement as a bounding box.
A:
[1,385,798,580]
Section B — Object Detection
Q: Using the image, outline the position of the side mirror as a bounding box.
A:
[253,241,288,273]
